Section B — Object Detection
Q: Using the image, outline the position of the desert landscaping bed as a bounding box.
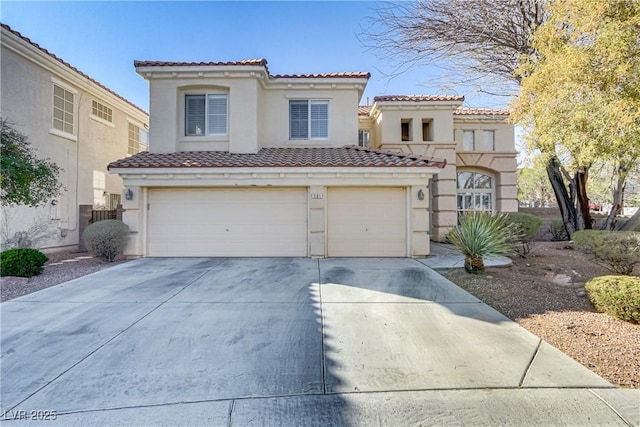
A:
[442,241,639,388]
[1,243,638,388]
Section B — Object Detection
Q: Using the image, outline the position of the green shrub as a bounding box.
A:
[446,211,521,274]
[506,212,542,257]
[572,230,640,275]
[585,275,640,323]
[0,248,48,277]
[83,220,129,262]
[549,219,569,241]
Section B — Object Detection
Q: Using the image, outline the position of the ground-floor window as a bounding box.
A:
[457,171,493,214]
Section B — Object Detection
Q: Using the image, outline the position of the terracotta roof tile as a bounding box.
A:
[133,59,268,68]
[272,72,370,79]
[454,107,510,116]
[108,146,446,170]
[358,106,371,116]
[374,95,465,102]
[1,23,148,116]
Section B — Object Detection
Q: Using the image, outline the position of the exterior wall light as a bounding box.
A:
[125,188,134,200]
[417,189,425,200]
[50,199,58,206]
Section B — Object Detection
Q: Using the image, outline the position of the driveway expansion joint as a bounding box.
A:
[519,338,543,387]
[588,389,635,427]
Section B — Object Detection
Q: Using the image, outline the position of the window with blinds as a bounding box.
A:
[289,100,328,140]
[185,93,228,136]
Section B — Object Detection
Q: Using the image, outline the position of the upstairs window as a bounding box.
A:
[92,100,113,123]
[290,100,328,140]
[185,94,228,136]
[482,130,495,151]
[457,171,493,214]
[401,119,412,141]
[358,130,370,147]
[52,84,75,135]
[462,130,475,151]
[128,123,148,154]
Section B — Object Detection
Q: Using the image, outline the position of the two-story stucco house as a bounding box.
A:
[108,59,517,258]
[0,24,149,250]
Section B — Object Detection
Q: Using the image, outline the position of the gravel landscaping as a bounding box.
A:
[441,241,639,389]
[2,243,638,389]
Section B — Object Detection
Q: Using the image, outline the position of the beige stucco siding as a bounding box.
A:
[0,33,148,250]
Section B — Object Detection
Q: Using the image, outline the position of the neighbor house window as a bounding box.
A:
[289,100,328,139]
[462,130,475,151]
[128,123,148,154]
[52,84,75,135]
[482,130,495,151]
[358,130,370,147]
[401,119,412,141]
[92,100,113,123]
[93,170,106,207]
[457,171,493,214]
[185,94,228,136]
[422,119,432,141]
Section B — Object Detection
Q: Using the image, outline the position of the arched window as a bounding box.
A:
[457,171,493,213]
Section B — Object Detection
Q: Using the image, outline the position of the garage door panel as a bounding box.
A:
[328,187,406,257]
[148,188,307,257]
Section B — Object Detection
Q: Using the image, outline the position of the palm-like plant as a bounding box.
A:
[447,211,522,273]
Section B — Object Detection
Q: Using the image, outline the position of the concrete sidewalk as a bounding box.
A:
[1,257,637,426]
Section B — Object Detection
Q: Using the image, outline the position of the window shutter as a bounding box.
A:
[185,95,206,136]
[310,101,328,138]
[207,94,227,135]
[290,101,309,139]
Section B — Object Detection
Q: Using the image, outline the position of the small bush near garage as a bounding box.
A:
[585,275,640,323]
[505,212,542,257]
[548,219,569,241]
[572,230,640,275]
[83,220,129,262]
[0,248,48,277]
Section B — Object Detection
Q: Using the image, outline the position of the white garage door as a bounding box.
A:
[327,187,407,257]
[148,188,307,257]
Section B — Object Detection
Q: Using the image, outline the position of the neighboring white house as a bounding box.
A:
[108,59,517,258]
[0,24,149,251]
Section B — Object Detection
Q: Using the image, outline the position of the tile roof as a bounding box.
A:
[374,95,465,102]
[133,59,369,79]
[454,108,510,116]
[1,23,147,116]
[108,146,446,170]
[358,106,371,116]
[133,59,268,68]
[272,72,370,79]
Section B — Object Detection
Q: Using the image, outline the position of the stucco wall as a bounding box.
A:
[0,34,148,250]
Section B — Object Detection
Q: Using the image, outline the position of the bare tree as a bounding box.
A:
[361,0,546,95]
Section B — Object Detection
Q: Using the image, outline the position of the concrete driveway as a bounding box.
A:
[1,257,637,426]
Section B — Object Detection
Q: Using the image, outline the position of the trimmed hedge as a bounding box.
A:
[83,220,129,262]
[0,248,48,277]
[585,275,640,323]
[506,212,543,241]
[572,230,640,275]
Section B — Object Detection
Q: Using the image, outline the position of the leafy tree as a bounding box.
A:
[512,0,640,235]
[1,118,63,207]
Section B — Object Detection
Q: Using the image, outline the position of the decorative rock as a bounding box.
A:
[545,264,556,271]
[547,273,573,286]
[576,288,587,297]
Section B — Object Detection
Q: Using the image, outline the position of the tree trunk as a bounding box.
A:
[602,173,626,230]
[546,156,577,237]
[575,166,592,230]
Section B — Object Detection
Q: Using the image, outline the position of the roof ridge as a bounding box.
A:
[1,23,148,116]
[373,95,464,102]
[344,145,446,166]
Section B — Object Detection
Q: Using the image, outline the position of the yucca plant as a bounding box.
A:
[446,211,522,274]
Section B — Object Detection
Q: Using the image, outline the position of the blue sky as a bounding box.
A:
[2,1,509,112]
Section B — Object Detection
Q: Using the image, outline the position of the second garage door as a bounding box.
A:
[327,187,407,257]
[148,188,307,257]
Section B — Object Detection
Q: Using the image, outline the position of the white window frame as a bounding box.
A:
[90,100,115,127]
[128,121,148,154]
[185,93,228,137]
[456,171,494,215]
[358,130,370,147]
[50,77,77,141]
[289,100,329,140]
